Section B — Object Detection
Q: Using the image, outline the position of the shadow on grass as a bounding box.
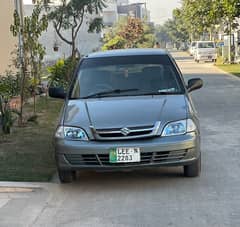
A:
[0,97,63,182]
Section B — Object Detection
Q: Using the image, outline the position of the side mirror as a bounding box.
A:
[49,87,66,99]
[187,78,203,93]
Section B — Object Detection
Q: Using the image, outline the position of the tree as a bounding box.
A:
[155,25,171,48]
[156,8,189,49]
[10,1,48,122]
[218,0,240,62]
[48,0,106,58]
[162,9,189,47]
[136,21,156,48]
[0,72,20,134]
[179,0,240,42]
[117,17,145,48]
[179,0,240,62]
[102,17,155,50]
[102,35,126,50]
[180,0,214,40]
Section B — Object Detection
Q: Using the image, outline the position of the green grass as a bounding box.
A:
[215,57,240,78]
[0,97,63,181]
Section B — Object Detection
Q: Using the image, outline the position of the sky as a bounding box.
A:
[23,0,181,24]
[23,0,33,4]
[129,0,181,24]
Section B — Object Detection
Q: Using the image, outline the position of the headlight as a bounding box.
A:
[55,126,89,141]
[161,119,196,137]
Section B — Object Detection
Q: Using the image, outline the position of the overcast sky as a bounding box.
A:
[23,0,181,24]
[129,0,181,24]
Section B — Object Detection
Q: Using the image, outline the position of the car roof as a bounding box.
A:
[85,48,169,59]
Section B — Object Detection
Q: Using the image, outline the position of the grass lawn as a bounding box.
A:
[215,57,240,78]
[0,97,63,181]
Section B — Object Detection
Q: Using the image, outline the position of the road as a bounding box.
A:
[0,52,240,227]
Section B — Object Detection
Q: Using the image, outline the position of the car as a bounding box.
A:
[49,49,203,183]
[189,41,197,56]
[194,41,217,63]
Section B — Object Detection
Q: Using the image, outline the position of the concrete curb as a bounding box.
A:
[0,173,60,188]
[0,181,45,189]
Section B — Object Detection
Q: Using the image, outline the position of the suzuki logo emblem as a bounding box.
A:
[120,127,131,136]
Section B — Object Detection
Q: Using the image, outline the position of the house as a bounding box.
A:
[23,2,102,63]
[117,2,148,21]
[0,1,17,75]
[102,0,118,26]
[233,18,240,63]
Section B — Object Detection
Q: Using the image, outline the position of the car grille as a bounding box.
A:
[64,150,187,167]
[91,122,161,141]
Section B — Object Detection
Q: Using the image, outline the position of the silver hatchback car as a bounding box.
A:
[49,49,203,183]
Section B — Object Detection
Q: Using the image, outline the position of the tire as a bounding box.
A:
[58,169,75,183]
[196,59,200,63]
[184,155,201,177]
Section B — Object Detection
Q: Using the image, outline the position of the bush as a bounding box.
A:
[48,57,78,90]
[0,71,20,98]
[0,72,20,134]
[0,96,13,134]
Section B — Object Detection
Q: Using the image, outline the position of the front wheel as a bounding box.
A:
[184,155,201,177]
[58,169,75,183]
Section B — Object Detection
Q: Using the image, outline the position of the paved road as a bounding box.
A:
[0,52,240,227]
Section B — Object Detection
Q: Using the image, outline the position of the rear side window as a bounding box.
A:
[70,55,185,99]
[198,42,215,48]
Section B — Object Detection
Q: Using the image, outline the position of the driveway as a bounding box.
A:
[0,52,240,227]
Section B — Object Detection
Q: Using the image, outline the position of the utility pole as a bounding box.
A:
[144,1,147,21]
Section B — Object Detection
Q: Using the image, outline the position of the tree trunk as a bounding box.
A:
[19,64,26,125]
[71,39,76,59]
[209,28,212,41]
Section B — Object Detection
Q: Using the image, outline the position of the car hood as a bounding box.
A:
[63,95,187,134]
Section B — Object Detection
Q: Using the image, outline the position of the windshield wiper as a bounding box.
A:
[81,88,139,99]
[136,91,181,96]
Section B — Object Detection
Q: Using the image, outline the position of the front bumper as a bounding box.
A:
[55,132,200,171]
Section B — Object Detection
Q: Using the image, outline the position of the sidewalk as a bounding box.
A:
[0,182,58,227]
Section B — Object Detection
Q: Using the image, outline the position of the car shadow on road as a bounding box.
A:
[56,167,199,191]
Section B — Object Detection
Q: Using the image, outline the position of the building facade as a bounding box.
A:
[24,4,102,63]
[117,2,148,21]
[0,1,17,75]
[102,0,118,26]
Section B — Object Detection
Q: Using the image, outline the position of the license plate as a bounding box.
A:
[109,148,140,163]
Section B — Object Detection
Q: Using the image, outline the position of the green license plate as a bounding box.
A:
[109,148,140,163]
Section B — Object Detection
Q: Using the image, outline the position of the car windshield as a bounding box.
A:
[70,55,184,99]
[198,42,215,48]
